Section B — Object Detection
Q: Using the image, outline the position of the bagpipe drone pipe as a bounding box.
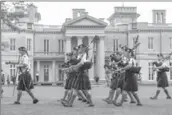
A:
[61,36,98,73]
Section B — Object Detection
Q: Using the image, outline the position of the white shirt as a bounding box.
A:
[128,58,136,67]
[20,54,30,72]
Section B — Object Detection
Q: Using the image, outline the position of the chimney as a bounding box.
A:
[72,9,86,19]
[152,10,166,24]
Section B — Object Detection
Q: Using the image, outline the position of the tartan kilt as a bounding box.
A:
[17,71,34,91]
[124,71,138,92]
[72,71,91,90]
[157,72,169,88]
[65,72,77,90]
[110,72,125,90]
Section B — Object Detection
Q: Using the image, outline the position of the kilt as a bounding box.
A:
[17,71,34,91]
[124,71,138,92]
[110,72,125,90]
[65,72,77,90]
[72,71,91,90]
[157,72,169,88]
[128,67,141,74]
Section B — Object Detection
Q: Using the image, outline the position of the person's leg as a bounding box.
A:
[114,90,127,106]
[14,90,22,104]
[26,90,39,104]
[84,90,94,107]
[64,89,77,107]
[131,91,142,106]
[163,87,171,99]
[127,91,136,103]
[113,88,121,103]
[150,87,161,100]
[62,90,69,101]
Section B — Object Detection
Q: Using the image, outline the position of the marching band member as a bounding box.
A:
[104,60,112,87]
[62,44,94,107]
[14,47,38,104]
[103,52,123,104]
[150,54,171,100]
[60,52,74,104]
[114,51,142,106]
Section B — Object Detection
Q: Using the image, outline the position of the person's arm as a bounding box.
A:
[17,55,29,68]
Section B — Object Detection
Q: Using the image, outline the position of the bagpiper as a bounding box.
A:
[114,51,142,106]
[103,52,122,104]
[14,46,39,104]
[150,53,171,100]
[61,44,94,107]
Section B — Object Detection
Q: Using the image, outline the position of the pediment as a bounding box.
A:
[63,15,107,27]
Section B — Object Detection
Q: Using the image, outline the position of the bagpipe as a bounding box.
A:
[61,36,98,73]
[116,35,141,74]
[152,61,169,73]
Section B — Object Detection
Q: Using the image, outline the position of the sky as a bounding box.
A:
[33,2,172,25]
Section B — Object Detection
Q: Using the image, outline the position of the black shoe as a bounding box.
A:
[114,102,122,107]
[33,99,39,104]
[130,101,136,104]
[78,98,82,101]
[137,103,142,106]
[82,99,87,102]
[14,101,20,104]
[88,103,94,107]
[150,97,157,100]
[167,96,171,99]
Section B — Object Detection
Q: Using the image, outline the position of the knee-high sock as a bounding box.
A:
[85,91,94,105]
[127,91,135,102]
[109,90,115,101]
[113,89,121,102]
[132,92,141,104]
[82,90,89,101]
[68,90,77,105]
[153,90,160,98]
[78,91,87,100]
[67,90,73,102]
[26,90,36,100]
[164,89,171,97]
[63,90,69,100]
[119,91,127,105]
[17,91,22,102]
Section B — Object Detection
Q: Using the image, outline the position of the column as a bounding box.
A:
[96,36,105,80]
[52,60,56,82]
[30,59,34,80]
[77,36,83,46]
[65,37,71,61]
[88,37,94,80]
[37,60,40,82]
[56,64,59,82]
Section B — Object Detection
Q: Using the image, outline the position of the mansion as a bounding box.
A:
[2,4,172,84]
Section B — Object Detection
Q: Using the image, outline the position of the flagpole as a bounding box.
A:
[0,1,2,115]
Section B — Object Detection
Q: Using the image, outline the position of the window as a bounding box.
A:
[148,37,154,49]
[10,38,15,51]
[44,65,49,82]
[44,39,49,54]
[10,64,16,78]
[58,39,64,53]
[170,37,172,49]
[27,38,31,51]
[169,62,172,80]
[148,62,154,80]
[27,23,32,29]
[113,39,119,52]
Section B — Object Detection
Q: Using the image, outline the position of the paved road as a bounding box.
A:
[1,85,172,115]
